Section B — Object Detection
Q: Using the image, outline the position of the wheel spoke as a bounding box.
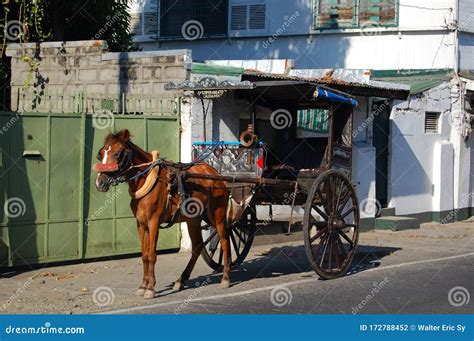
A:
[310,227,328,244]
[328,235,334,272]
[341,207,356,219]
[309,220,329,229]
[338,230,354,248]
[230,230,240,257]
[319,234,331,268]
[203,229,217,245]
[232,226,247,243]
[334,236,341,270]
[336,235,347,261]
[311,204,328,221]
[337,189,351,215]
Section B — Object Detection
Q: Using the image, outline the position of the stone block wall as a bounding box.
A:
[6,41,191,113]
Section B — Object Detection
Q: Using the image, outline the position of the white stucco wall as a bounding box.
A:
[388,83,453,216]
[135,0,457,70]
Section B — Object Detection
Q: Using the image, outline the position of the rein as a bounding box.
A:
[96,141,226,198]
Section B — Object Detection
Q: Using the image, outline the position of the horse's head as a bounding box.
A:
[94,129,133,192]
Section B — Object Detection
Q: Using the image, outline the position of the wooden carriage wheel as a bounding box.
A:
[201,205,257,272]
[303,170,360,279]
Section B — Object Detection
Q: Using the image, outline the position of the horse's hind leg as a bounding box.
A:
[173,219,205,291]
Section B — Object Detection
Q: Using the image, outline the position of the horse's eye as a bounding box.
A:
[96,152,102,161]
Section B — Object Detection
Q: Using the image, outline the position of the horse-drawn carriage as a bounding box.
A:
[181,80,360,280]
[94,76,361,298]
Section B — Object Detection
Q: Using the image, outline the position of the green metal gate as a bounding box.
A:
[0,95,181,267]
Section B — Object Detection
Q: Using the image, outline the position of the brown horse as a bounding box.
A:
[94,129,230,299]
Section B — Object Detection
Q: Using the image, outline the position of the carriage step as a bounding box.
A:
[375,216,420,231]
[380,207,396,217]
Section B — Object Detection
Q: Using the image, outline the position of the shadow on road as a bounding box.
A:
[156,244,402,297]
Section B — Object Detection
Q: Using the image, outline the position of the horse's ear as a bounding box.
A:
[118,129,130,142]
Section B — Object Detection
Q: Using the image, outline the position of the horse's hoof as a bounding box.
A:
[173,281,184,291]
[135,288,146,296]
[220,280,230,289]
[143,290,155,299]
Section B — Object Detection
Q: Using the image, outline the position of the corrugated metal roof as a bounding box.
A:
[242,70,410,100]
[372,69,454,95]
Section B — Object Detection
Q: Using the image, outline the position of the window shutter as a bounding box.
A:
[359,0,397,25]
[425,112,440,133]
[144,12,158,35]
[249,4,266,30]
[231,5,248,30]
[316,0,356,28]
[130,13,142,35]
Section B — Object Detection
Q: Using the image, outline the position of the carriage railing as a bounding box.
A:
[192,142,265,177]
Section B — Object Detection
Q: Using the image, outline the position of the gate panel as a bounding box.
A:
[49,117,82,221]
[8,116,48,223]
[0,96,181,267]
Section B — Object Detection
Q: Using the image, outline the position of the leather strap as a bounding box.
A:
[129,150,159,199]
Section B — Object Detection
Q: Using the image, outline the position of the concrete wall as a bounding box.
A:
[6,41,190,112]
[388,83,455,220]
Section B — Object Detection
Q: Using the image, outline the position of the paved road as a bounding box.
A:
[108,250,474,315]
[1,221,473,314]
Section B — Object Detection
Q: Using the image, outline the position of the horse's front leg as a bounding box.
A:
[144,217,159,299]
[135,223,149,296]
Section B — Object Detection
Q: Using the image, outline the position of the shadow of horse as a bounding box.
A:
[155,243,401,297]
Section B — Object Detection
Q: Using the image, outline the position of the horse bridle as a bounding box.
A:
[97,142,134,186]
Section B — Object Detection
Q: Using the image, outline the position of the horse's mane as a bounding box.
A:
[105,130,153,162]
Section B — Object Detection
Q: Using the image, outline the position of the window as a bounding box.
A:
[314,0,398,29]
[160,0,228,38]
[230,2,267,33]
[316,0,356,29]
[359,0,397,26]
[425,112,440,133]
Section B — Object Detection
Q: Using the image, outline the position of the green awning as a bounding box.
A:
[191,63,244,77]
[372,69,454,95]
